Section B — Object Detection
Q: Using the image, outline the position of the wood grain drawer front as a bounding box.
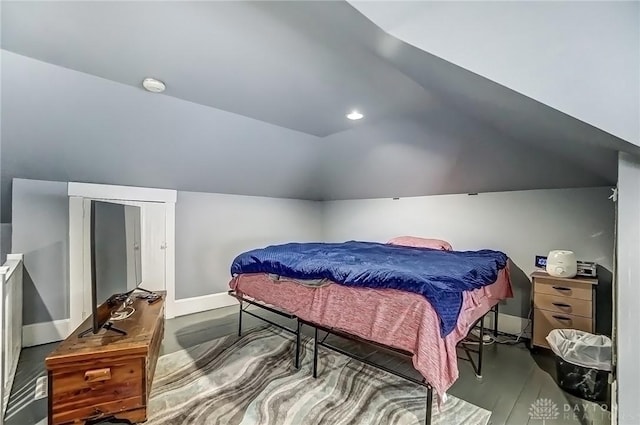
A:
[533,308,593,348]
[534,293,592,318]
[534,278,592,301]
[50,359,144,416]
[51,396,144,425]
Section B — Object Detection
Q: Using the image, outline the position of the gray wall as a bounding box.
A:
[11,179,325,322]
[11,178,68,325]
[322,187,614,324]
[1,223,11,264]
[616,152,640,425]
[11,179,614,333]
[175,191,323,299]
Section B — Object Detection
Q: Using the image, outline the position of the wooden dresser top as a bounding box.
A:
[46,291,165,366]
[531,271,598,286]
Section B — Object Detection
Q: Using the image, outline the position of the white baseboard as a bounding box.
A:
[485,312,531,338]
[173,292,237,318]
[22,319,70,347]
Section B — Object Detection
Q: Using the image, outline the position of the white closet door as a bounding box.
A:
[137,202,166,291]
[114,201,166,292]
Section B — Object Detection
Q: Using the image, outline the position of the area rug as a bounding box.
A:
[146,327,491,425]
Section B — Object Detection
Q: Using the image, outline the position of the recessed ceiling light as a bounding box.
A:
[142,78,166,93]
[346,110,364,120]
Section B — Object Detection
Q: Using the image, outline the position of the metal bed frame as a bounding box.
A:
[229,290,499,425]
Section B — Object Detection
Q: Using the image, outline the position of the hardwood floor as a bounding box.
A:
[5,305,610,425]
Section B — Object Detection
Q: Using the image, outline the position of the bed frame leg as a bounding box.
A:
[312,327,319,378]
[494,303,499,337]
[476,315,484,379]
[295,320,302,369]
[237,299,243,337]
[425,386,433,425]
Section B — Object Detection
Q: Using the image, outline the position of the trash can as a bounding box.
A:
[546,329,612,402]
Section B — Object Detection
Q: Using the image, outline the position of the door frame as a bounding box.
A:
[68,182,177,334]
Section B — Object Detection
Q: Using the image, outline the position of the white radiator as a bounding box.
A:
[0,253,23,423]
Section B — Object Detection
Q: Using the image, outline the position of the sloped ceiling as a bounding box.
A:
[1,1,636,221]
[349,0,640,146]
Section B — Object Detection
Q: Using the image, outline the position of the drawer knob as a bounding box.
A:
[84,368,111,383]
[552,286,571,292]
[552,315,572,322]
[552,302,571,309]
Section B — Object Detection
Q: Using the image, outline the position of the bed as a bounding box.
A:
[227,240,513,424]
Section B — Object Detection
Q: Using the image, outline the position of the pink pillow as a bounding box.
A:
[387,236,453,251]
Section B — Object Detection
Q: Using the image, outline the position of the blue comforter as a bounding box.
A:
[231,241,508,336]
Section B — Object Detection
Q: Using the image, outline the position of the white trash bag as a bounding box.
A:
[546,329,612,371]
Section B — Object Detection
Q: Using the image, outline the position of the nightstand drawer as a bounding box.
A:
[534,293,592,318]
[534,278,592,301]
[533,308,592,348]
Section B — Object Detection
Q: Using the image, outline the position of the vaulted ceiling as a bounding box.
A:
[2,1,637,221]
[349,0,640,146]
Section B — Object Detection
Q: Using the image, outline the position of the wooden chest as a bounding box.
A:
[46,292,165,425]
[531,272,597,349]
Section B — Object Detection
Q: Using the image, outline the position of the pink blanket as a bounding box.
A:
[230,268,512,397]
